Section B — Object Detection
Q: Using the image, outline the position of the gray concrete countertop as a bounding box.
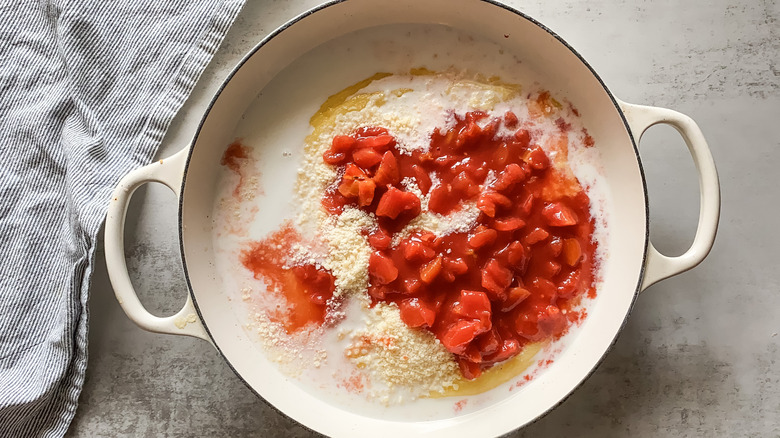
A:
[67,0,779,436]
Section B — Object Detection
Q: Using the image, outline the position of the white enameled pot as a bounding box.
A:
[104,0,720,436]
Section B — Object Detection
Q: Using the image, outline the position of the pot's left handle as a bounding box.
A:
[104,148,211,343]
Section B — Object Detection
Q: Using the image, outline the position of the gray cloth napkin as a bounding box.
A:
[0,0,244,435]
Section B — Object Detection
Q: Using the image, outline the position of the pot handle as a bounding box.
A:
[618,100,720,292]
[104,148,211,343]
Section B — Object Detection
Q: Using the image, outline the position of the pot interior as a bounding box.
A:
[179,0,647,436]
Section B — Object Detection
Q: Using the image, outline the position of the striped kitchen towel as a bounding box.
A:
[0,0,244,435]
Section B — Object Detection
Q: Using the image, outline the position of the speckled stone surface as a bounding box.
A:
[66,0,779,436]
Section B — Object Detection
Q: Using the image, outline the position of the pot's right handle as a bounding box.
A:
[618,100,720,291]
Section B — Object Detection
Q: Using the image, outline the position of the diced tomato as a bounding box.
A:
[486,259,513,286]
[493,217,525,232]
[481,259,512,298]
[322,135,356,165]
[453,294,492,334]
[486,191,512,208]
[440,269,456,283]
[367,229,391,250]
[526,146,549,170]
[321,190,347,215]
[375,187,421,219]
[331,134,356,152]
[548,237,563,257]
[398,298,436,328]
[368,251,398,285]
[403,239,435,262]
[441,320,481,355]
[465,110,489,124]
[484,338,520,363]
[411,164,432,194]
[514,129,530,146]
[519,192,534,216]
[418,231,436,244]
[337,181,358,198]
[538,305,567,337]
[468,227,497,249]
[373,151,400,186]
[338,164,368,198]
[493,142,510,167]
[530,277,557,303]
[493,163,527,192]
[420,255,443,284]
[514,312,542,341]
[482,119,500,139]
[505,241,526,270]
[541,260,561,278]
[557,270,579,298]
[291,265,335,306]
[562,238,582,266]
[443,257,469,277]
[475,329,500,357]
[541,202,579,227]
[357,179,376,206]
[525,227,549,245]
[477,196,496,217]
[501,286,531,312]
[504,111,519,129]
[463,344,482,363]
[355,134,394,151]
[457,120,482,147]
[367,284,388,300]
[403,278,423,295]
[352,148,383,169]
[428,183,453,214]
[452,171,480,198]
[323,150,347,165]
[477,191,511,217]
[453,290,491,319]
[457,357,482,380]
[471,166,489,181]
[429,290,448,314]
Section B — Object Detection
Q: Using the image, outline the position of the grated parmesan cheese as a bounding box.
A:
[393,202,482,246]
[345,302,459,402]
[321,207,376,297]
[249,310,328,377]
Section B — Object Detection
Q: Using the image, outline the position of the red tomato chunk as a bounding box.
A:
[321,111,598,380]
